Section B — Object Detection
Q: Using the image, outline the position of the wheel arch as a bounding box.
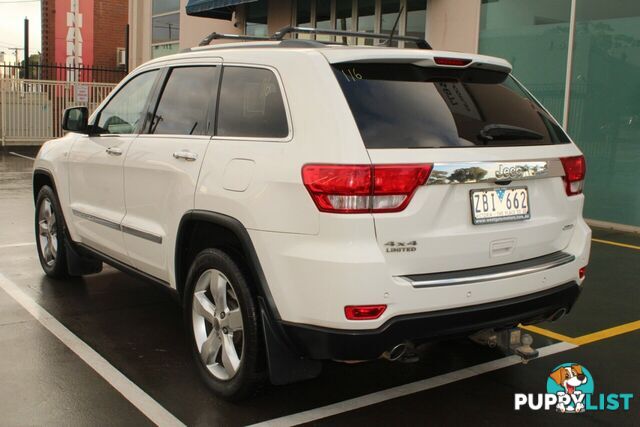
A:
[175,210,323,385]
[33,168,57,201]
[175,210,280,320]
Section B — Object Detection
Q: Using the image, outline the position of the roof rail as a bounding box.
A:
[272,26,431,49]
[199,32,270,46]
[197,25,432,49]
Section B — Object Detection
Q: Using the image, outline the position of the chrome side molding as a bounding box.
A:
[427,159,564,185]
[402,251,575,288]
[72,209,163,244]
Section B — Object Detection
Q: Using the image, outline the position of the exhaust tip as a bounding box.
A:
[382,343,407,361]
[549,308,567,322]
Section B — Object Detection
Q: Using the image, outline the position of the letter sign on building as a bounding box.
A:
[55,0,94,81]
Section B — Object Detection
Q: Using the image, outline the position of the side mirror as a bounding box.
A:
[62,107,89,133]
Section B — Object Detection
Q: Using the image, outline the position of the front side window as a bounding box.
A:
[149,67,218,135]
[95,70,159,134]
[333,63,570,149]
[216,67,288,139]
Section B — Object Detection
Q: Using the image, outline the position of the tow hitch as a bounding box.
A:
[469,328,539,363]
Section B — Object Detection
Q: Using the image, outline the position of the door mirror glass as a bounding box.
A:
[62,107,89,133]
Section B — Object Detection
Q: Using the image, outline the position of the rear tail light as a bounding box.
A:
[345,305,387,320]
[560,156,586,196]
[302,164,432,213]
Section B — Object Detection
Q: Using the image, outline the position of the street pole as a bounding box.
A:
[24,18,29,79]
[125,24,130,73]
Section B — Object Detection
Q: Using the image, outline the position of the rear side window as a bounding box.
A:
[216,67,289,139]
[333,63,570,149]
[149,66,218,135]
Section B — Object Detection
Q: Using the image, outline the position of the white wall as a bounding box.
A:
[179,0,240,50]
[427,0,481,53]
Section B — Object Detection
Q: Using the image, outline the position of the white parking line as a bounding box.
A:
[9,152,36,161]
[0,242,36,249]
[250,342,577,427]
[0,273,185,427]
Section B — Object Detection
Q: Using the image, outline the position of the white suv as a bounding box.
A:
[33,36,591,399]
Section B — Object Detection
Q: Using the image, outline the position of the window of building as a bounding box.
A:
[95,71,159,134]
[294,0,427,47]
[336,0,353,32]
[149,67,218,135]
[216,67,289,139]
[246,0,269,37]
[357,0,376,44]
[316,0,332,41]
[405,0,427,43]
[567,0,640,226]
[152,0,180,59]
[380,0,402,46]
[478,0,571,122]
[480,0,640,227]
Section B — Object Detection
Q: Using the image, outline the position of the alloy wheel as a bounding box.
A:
[38,198,58,267]
[192,269,244,380]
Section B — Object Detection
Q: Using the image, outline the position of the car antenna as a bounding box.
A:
[386,5,404,47]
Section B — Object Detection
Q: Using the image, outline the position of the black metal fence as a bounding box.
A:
[0,63,126,83]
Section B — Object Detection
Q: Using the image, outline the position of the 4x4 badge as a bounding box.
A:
[384,241,417,253]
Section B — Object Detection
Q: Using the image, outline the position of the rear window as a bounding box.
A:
[333,63,570,149]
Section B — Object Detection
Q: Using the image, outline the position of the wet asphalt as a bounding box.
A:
[0,148,638,426]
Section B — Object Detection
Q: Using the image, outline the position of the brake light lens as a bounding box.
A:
[302,164,432,213]
[579,266,586,279]
[434,57,472,67]
[560,155,586,196]
[345,305,387,320]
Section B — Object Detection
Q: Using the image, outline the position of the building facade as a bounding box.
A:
[41,0,128,70]
[128,0,640,228]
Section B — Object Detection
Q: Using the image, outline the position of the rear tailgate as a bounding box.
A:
[331,58,586,276]
[369,147,582,276]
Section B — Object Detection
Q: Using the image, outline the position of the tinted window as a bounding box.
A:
[333,63,570,148]
[150,67,217,135]
[96,70,158,134]
[216,67,289,138]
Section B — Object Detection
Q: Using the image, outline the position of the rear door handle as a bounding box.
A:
[106,146,123,156]
[173,150,198,162]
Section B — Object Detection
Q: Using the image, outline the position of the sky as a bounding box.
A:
[0,0,42,64]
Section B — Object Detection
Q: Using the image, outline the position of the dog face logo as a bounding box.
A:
[547,363,594,413]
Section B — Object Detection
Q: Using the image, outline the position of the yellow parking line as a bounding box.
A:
[592,238,640,251]
[520,325,578,345]
[521,320,640,346]
[572,320,640,345]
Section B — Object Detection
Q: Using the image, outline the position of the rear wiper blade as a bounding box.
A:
[478,124,544,141]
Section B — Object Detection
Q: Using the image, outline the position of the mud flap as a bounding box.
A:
[65,240,103,276]
[260,300,322,385]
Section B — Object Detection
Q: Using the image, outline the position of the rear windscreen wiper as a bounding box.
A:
[479,124,544,141]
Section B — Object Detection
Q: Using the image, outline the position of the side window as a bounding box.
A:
[149,66,218,135]
[217,67,289,138]
[96,70,158,134]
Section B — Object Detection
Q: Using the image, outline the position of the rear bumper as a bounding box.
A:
[281,281,580,360]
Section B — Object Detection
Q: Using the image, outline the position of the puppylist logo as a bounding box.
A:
[515,363,634,413]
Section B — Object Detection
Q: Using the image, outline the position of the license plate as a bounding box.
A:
[470,187,530,225]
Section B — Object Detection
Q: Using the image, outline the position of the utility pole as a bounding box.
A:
[24,17,29,79]
[125,24,130,73]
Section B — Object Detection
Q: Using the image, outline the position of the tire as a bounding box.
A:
[184,249,265,400]
[35,185,70,279]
